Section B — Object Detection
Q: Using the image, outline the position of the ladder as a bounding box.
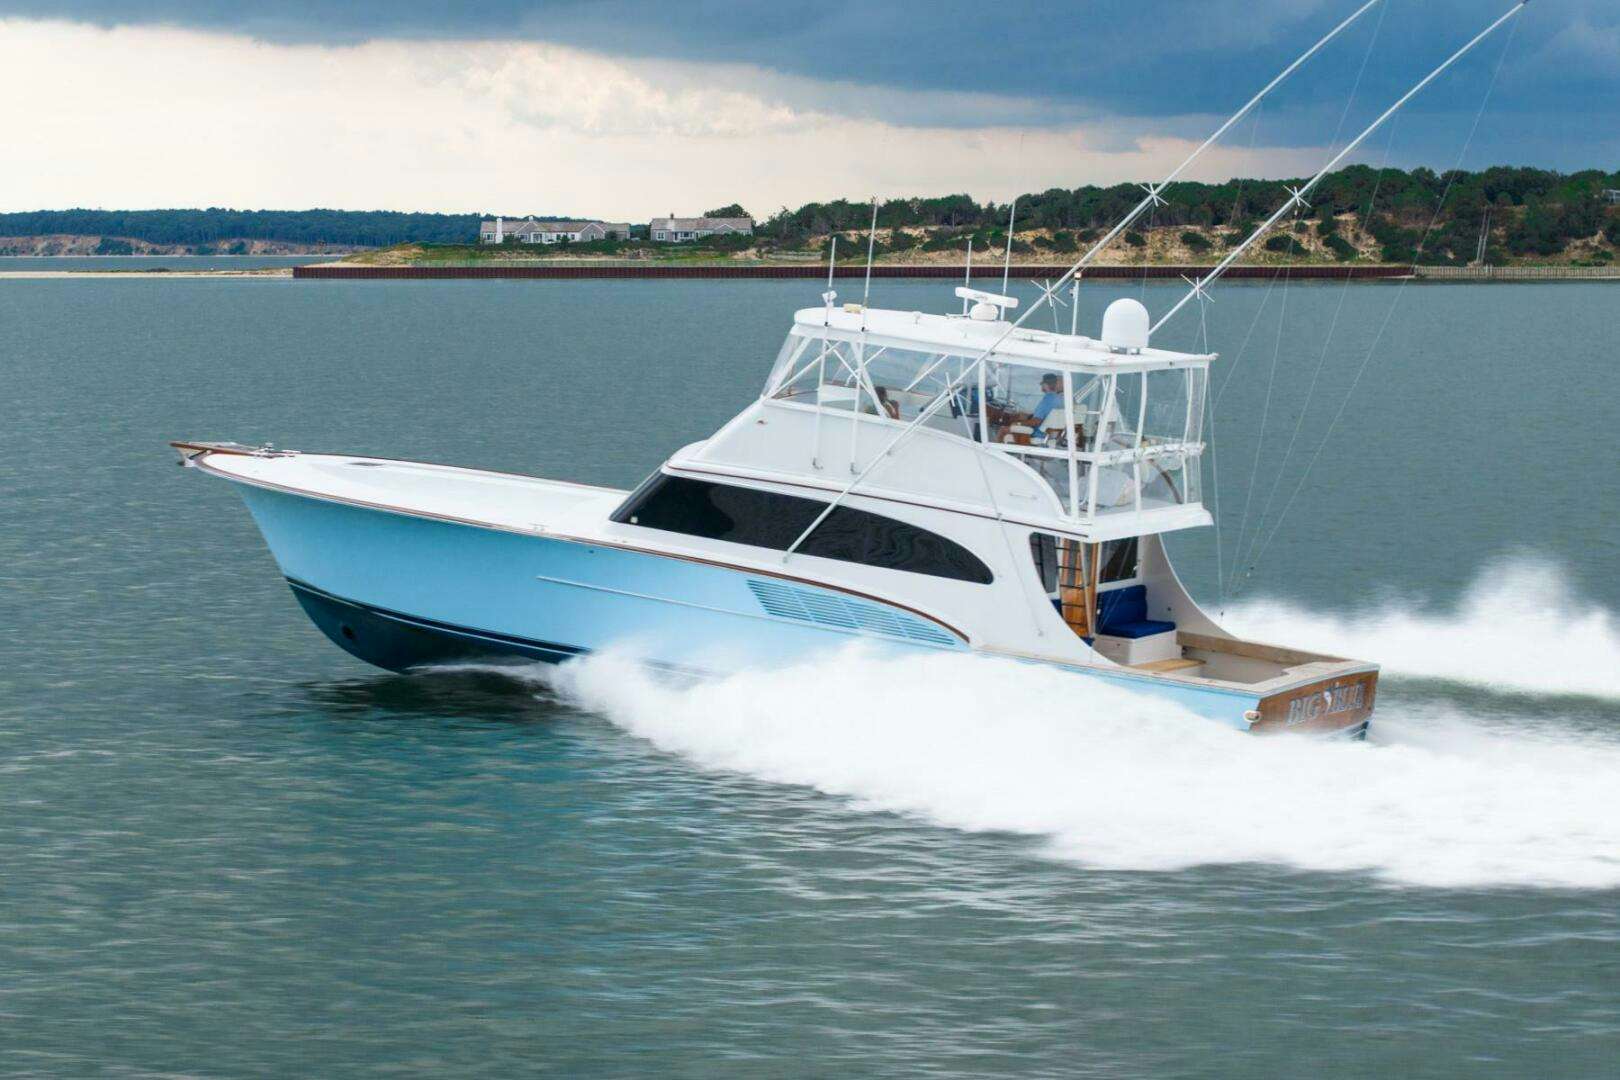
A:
[1055,539,1100,639]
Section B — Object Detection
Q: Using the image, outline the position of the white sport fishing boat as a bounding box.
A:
[172,1,1528,739]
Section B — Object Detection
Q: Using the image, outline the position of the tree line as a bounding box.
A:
[0,208,485,247]
[755,165,1620,264]
[4,166,1616,263]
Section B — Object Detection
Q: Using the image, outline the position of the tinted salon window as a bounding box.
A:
[613,475,992,584]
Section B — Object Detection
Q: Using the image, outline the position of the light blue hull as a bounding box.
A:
[235,484,1266,729]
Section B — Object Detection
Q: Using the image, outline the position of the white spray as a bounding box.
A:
[542,564,1620,891]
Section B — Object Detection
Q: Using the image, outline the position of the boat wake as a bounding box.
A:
[1225,559,1620,700]
[548,640,1620,891]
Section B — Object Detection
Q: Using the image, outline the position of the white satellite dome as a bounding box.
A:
[1101,298,1151,353]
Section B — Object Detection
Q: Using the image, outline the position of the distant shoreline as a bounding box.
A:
[296,262,1405,282]
[1,263,1615,282]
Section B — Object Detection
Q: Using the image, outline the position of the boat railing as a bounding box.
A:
[767,335,1210,525]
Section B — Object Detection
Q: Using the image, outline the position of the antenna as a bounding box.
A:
[847,198,882,473]
[1001,198,1017,297]
[1153,0,1529,336]
[822,235,837,325]
[962,239,974,314]
[811,234,839,470]
[860,197,878,329]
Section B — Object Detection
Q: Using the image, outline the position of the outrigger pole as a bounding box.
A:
[1153,0,1529,336]
[781,0,1388,560]
[1028,0,1392,318]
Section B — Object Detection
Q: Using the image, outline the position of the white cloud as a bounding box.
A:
[1534,16,1620,78]
[421,41,814,138]
[0,18,1327,217]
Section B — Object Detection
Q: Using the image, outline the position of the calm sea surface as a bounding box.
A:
[2,276,1617,1077]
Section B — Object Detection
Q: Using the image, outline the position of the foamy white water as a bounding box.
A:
[1225,560,1620,699]
[553,645,1620,890]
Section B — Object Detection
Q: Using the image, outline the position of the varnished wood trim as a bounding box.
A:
[1251,670,1378,735]
[1132,657,1205,673]
[1178,630,1345,666]
[170,440,268,457]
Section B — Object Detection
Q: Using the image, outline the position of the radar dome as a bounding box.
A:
[1101,298,1150,353]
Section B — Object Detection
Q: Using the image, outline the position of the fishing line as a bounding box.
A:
[1227,201,1297,596]
[1234,16,1522,596]
[1237,125,1398,577]
[1139,198,1157,300]
[1324,0,1391,162]
[1199,297,1229,615]
[1210,267,1282,412]
[1231,1,1393,576]
[1224,103,1263,257]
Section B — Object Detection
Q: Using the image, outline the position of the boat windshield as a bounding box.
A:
[767,333,980,439]
[764,326,1208,526]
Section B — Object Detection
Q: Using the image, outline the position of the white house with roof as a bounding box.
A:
[648,215,754,242]
[480,217,632,244]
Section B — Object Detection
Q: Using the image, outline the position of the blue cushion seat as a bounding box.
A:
[1095,584,1176,639]
[1101,619,1178,639]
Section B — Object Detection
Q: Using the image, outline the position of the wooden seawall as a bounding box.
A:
[293,263,1411,281]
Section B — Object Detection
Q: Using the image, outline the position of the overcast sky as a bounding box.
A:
[1,1,1613,218]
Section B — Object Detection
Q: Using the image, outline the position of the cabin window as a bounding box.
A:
[1029,532,1060,593]
[1026,534,1136,589]
[1099,537,1138,584]
[612,475,993,584]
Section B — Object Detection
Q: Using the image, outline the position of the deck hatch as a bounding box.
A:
[746,579,957,646]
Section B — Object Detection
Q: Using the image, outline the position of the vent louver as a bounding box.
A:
[746,579,958,647]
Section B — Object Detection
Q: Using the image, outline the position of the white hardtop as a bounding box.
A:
[791,305,1215,373]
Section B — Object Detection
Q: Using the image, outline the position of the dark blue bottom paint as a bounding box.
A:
[286,578,583,673]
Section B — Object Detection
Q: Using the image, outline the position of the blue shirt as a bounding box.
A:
[1031,391,1064,425]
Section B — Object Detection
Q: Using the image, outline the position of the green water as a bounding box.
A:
[2,277,1616,1077]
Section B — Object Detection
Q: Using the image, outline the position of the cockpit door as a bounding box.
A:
[1032,532,1099,639]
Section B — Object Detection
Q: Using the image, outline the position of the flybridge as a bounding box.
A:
[695,295,1217,542]
[784,305,1214,373]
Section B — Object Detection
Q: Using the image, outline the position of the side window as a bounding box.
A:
[611,473,797,545]
[856,511,989,583]
[1029,533,1059,594]
[612,475,992,584]
[1099,537,1139,584]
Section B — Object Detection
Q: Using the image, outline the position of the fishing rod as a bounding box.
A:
[782,0,1389,559]
[1152,0,1529,336]
[1024,0,1391,318]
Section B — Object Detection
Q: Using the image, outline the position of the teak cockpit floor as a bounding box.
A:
[1131,657,1205,673]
